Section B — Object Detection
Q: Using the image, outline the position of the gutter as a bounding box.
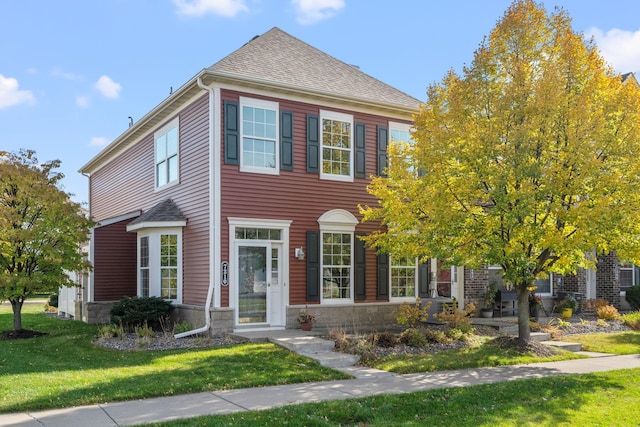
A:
[174,76,217,339]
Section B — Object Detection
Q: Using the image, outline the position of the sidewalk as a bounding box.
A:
[2,353,640,427]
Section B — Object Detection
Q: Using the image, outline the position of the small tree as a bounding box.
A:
[361,0,640,341]
[0,149,94,331]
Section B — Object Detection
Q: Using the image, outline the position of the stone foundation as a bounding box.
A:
[81,301,115,324]
[174,305,235,336]
[287,302,404,331]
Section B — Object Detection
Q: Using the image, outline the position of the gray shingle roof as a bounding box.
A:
[209,27,421,110]
[128,199,186,226]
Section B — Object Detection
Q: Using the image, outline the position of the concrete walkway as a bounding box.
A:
[2,353,640,426]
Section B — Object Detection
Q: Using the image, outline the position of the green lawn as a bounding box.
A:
[0,304,347,413]
[365,336,586,374]
[147,368,640,426]
[559,331,640,354]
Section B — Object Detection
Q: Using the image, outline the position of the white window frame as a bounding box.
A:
[620,262,637,294]
[136,228,182,303]
[320,110,354,182]
[239,97,279,175]
[389,256,418,301]
[154,117,180,189]
[318,209,358,304]
[389,122,413,144]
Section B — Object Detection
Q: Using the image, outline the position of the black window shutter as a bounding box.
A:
[354,122,366,178]
[418,261,430,298]
[307,114,319,173]
[224,101,239,165]
[306,231,320,302]
[280,110,294,171]
[377,253,389,300]
[355,233,366,300]
[377,125,388,176]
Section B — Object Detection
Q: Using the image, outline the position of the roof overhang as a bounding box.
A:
[126,220,187,232]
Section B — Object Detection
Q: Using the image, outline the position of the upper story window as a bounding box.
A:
[240,97,279,174]
[155,118,179,188]
[321,110,353,181]
[389,121,416,174]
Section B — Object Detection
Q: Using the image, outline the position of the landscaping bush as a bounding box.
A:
[48,294,59,308]
[110,296,174,330]
[435,302,476,328]
[400,328,427,347]
[582,298,609,313]
[394,298,430,328]
[425,329,452,344]
[373,331,398,348]
[596,305,620,320]
[626,285,640,311]
[622,311,640,330]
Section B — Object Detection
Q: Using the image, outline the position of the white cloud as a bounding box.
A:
[76,96,89,108]
[173,0,248,17]
[292,0,344,25]
[587,27,640,74]
[88,136,110,148]
[0,74,35,109]
[52,67,83,81]
[95,75,121,99]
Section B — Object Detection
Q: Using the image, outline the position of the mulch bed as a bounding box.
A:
[0,329,49,340]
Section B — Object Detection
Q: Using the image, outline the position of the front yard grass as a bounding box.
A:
[365,336,586,374]
[0,304,348,413]
[558,331,640,355]
[148,367,640,426]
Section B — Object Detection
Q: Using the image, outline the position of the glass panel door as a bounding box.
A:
[238,245,268,324]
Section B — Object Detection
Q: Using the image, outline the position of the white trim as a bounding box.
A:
[228,218,292,328]
[317,209,358,232]
[239,97,279,175]
[135,228,183,304]
[154,116,180,189]
[95,210,141,228]
[388,121,413,138]
[127,220,187,232]
[389,256,419,301]
[319,109,354,182]
[212,86,222,309]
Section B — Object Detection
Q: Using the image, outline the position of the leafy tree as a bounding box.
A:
[361,0,640,341]
[0,149,94,331]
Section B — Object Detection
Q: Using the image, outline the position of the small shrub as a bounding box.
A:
[48,294,59,308]
[596,305,620,320]
[622,311,640,330]
[424,329,452,344]
[400,328,427,347]
[328,327,349,352]
[557,318,570,328]
[626,286,640,311]
[110,296,174,330]
[98,323,124,340]
[582,298,609,313]
[373,331,399,348]
[135,322,156,339]
[435,302,476,328]
[174,321,194,335]
[394,298,430,328]
[596,318,608,327]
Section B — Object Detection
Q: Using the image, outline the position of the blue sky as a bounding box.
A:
[3,0,640,204]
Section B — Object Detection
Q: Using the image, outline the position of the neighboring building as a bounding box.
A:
[79,28,633,333]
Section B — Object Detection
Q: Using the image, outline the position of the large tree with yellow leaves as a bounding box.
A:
[1,150,94,332]
[361,0,640,341]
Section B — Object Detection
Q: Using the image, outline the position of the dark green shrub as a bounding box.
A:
[373,332,399,348]
[626,285,640,311]
[399,328,427,348]
[110,296,174,330]
[48,294,59,308]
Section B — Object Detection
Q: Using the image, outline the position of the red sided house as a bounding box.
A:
[80,28,634,333]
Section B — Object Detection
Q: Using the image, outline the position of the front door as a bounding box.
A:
[236,242,283,326]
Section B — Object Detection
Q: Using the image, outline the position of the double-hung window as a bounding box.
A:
[390,256,418,299]
[240,97,278,174]
[320,110,353,181]
[155,118,179,188]
[136,230,182,303]
[322,232,352,300]
[389,121,416,174]
[620,262,637,292]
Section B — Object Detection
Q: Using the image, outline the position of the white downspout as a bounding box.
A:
[175,75,217,338]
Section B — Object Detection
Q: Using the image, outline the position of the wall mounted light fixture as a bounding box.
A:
[295,247,305,260]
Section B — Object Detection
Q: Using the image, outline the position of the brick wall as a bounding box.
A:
[596,251,621,307]
[464,268,489,308]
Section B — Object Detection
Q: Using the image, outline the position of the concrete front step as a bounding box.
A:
[300,350,361,368]
[270,335,335,353]
[541,340,583,352]
[529,332,551,342]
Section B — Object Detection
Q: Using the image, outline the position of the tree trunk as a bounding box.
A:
[10,299,24,331]
[516,286,530,341]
